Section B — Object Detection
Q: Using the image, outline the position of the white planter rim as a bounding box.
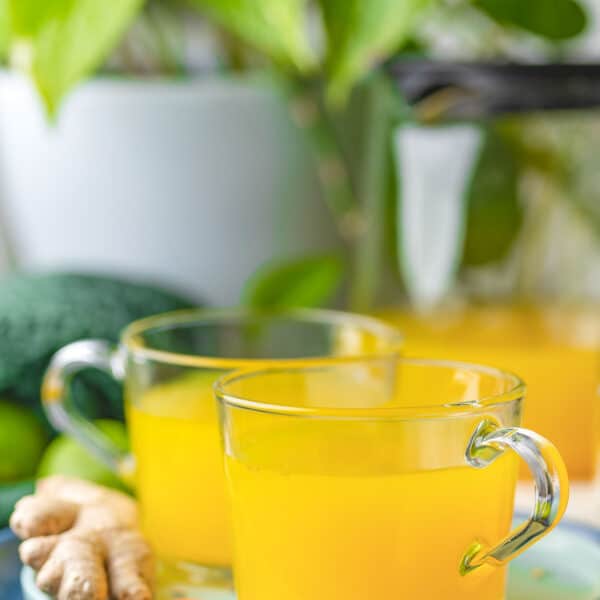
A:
[0,69,284,99]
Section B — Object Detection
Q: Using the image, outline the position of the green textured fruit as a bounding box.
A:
[0,401,47,482]
[0,272,194,415]
[37,420,130,493]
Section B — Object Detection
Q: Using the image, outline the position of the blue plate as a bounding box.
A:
[507,520,600,600]
[8,522,600,600]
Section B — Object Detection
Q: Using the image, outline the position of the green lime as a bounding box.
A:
[37,420,130,493]
[0,401,47,482]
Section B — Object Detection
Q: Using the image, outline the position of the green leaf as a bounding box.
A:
[0,0,10,60]
[9,0,67,36]
[189,0,315,72]
[319,0,431,105]
[242,255,344,309]
[474,0,587,40]
[462,129,523,266]
[8,0,144,115]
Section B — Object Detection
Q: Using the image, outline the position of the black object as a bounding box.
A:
[388,60,600,118]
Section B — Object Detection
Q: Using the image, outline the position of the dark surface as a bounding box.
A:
[0,529,21,600]
[389,61,600,117]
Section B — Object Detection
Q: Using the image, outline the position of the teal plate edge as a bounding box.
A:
[507,518,600,600]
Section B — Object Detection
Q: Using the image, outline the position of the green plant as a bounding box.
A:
[194,0,590,310]
[7,1,589,114]
[242,254,344,308]
[1,0,592,310]
[8,0,145,114]
[474,0,587,40]
[2,0,433,115]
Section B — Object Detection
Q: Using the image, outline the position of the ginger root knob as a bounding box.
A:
[10,476,154,600]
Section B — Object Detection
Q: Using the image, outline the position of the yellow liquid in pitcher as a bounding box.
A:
[127,373,231,566]
[227,423,517,600]
[381,305,600,480]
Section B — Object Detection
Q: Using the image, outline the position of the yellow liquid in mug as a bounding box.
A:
[228,423,518,600]
[127,373,231,566]
[125,326,401,567]
[381,305,600,480]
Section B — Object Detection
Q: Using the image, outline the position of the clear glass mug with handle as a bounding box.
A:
[41,308,403,592]
[215,358,569,600]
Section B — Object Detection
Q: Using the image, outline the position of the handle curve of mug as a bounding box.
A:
[461,419,569,575]
[42,339,135,482]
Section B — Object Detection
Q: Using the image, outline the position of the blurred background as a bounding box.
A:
[0,0,599,541]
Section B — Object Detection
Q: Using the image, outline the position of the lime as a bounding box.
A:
[37,420,131,493]
[0,401,47,482]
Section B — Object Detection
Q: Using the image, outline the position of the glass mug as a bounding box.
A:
[41,309,403,589]
[215,358,569,600]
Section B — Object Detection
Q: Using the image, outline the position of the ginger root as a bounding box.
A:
[10,476,153,600]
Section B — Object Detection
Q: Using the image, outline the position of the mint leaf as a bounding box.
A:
[475,0,587,40]
[9,0,144,115]
[189,0,315,72]
[319,0,431,104]
[242,255,344,309]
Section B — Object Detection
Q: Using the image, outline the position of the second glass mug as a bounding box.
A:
[215,358,569,600]
[41,308,403,586]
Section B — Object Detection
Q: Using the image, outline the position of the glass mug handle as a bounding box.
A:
[461,419,569,575]
[42,340,134,481]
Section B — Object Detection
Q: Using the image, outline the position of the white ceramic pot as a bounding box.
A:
[0,73,336,304]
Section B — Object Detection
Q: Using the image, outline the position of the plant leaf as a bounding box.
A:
[9,0,67,36]
[189,0,315,72]
[474,0,587,40]
[8,0,144,115]
[242,255,344,309]
[319,0,431,105]
[0,0,10,60]
[462,128,523,266]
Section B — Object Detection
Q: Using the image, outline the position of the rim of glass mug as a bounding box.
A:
[215,358,568,575]
[41,308,404,477]
[120,307,405,368]
[214,357,526,420]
